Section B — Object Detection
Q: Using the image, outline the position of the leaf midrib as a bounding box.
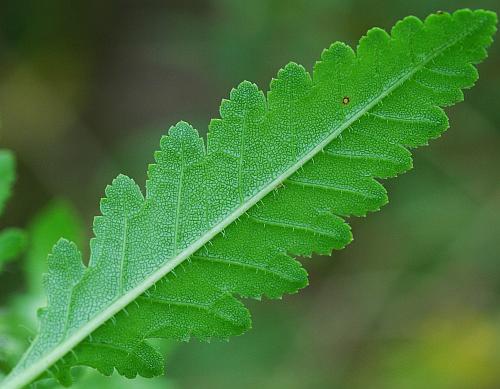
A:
[3,22,480,389]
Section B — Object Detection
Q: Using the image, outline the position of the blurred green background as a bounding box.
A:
[0,1,499,388]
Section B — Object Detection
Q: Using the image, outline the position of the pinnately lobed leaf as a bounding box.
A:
[3,9,497,388]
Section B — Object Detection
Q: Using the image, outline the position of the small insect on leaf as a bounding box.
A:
[342,96,350,105]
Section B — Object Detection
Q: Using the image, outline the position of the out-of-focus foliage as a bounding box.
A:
[0,228,26,270]
[0,1,499,388]
[0,150,26,270]
[0,150,15,215]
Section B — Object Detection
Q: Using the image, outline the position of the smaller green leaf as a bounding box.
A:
[0,149,24,270]
[0,228,26,271]
[0,150,15,216]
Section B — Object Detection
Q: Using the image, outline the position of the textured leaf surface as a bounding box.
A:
[0,201,83,379]
[26,200,84,295]
[3,9,497,389]
[0,200,164,388]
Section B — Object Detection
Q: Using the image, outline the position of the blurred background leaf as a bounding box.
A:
[0,228,26,270]
[0,149,15,215]
[0,149,25,275]
[0,1,499,388]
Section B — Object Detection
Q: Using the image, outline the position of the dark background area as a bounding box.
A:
[0,1,499,388]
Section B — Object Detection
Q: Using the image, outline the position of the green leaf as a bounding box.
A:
[0,150,25,270]
[0,149,15,216]
[3,9,497,389]
[0,200,170,388]
[0,228,27,271]
[0,202,83,377]
[26,200,84,295]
